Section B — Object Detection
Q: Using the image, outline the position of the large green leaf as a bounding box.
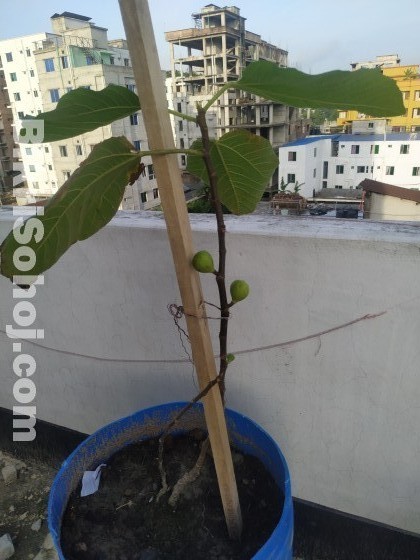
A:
[235,61,405,117]
[187,131,278,215]
[186,139,209,184]
[1,137,141,279]
[19,85,140,143]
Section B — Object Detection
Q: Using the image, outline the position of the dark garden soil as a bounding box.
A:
[61,432,283,560]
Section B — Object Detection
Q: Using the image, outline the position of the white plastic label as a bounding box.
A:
[80,464,107,497]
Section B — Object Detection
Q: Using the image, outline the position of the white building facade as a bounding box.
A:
[278,133,420,199]
[0,12,160,209]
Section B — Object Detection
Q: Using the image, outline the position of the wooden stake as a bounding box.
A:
[118,0,242,540]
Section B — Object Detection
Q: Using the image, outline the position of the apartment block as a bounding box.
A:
[0,12,160,209]
[278,133,420,199]
[0,55,23,201]
[337,55,420,133]
[165,4,307,191]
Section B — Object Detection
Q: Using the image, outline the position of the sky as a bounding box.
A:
[0,0,419,74]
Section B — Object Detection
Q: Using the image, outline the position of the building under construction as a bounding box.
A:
[165,4,307,190]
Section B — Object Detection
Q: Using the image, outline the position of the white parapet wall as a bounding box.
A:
[1,208,420,534]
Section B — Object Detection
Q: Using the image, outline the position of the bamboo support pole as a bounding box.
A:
[118,0,242,540]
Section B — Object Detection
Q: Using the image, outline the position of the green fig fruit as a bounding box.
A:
[230,280,249,302]
[192,250,215,273]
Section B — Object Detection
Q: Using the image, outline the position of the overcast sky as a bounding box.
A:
[1,0,418,74]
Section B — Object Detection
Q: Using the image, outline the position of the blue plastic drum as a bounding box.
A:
[48,402,293,559]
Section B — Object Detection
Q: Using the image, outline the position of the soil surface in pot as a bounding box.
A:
[61,431,283,559]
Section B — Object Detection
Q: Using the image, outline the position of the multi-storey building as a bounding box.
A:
[337,55,420,134]
[165,4,307,191]
[0,60,22,201]
[0,12,160,209]
[278,132,420,199]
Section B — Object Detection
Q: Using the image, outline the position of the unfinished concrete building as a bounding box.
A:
[165,4,306,190]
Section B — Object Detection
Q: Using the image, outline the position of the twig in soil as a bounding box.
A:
[116,500,134,511]
[168,438,210,507]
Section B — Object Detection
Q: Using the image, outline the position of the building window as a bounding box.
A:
[45,146,49,153]
[148,164,155,180]
[86,56,95,65]
[75,145,83,156]
[386,166,395,175]
[61,56,69,69]
[338,111,346,119]
[33,90,38,97]
[313,148,317,157]
[180,138,185,149]
[126,83,135,92]
[178,121,183,132]
[18,111,24,119]
[288,151,297,161]
[370,144,379,154]
[287,173,295,183]
[402,91,410,100]
[63,171,71,181]
[322,181,327,188]
[412,167,420,176]
[351,145,360,154]
[13,92,21,101]
[50,89,60,102]
[59,145,68,157]
[10,72,17,82]
[48,164,53,170]
[29,165,35,172]
[32,182,39,189]
[368,122,374,128]
[124,58,130,67]
[181,155,186,166]
[400,144,410,154]
[153,188,159,199]
[141,192,147,203]
[25,147,32,155]
[133,140,141,151]
[30,69,35,77]
[130,113,139,125]
[357,166,366,173]
[177,102,182,113]
[335,185,343,189]
[110,56,115,65]
[412,108,420,118]
[26,49,31,57]
[44,58,55,72]
[336,165,344,174]
[6,52,13,62]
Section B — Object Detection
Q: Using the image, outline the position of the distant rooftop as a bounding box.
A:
[50,12,92,22]
[283,133,420,148]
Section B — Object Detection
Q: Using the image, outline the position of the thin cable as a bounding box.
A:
[0,310,386,364]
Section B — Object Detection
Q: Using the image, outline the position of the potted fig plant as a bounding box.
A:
[0,1,404,558]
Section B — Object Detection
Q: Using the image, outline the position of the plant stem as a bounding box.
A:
[202,82,238,113]
[137,148,202,157]
[196,106,230,399]
[168,108,197,123]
